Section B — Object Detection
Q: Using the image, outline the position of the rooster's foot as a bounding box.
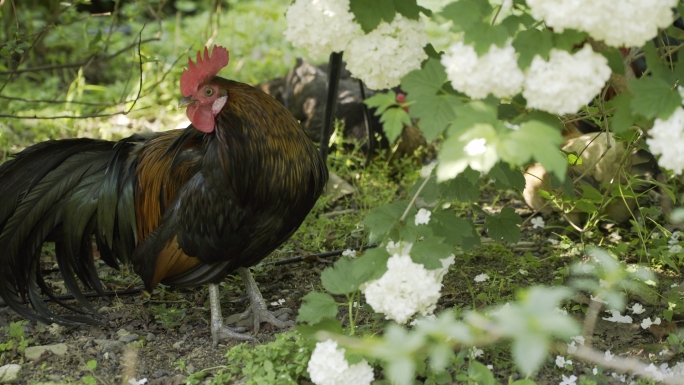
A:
[207,283,256,347]
[238,267,295,333]
[239,306,294,333]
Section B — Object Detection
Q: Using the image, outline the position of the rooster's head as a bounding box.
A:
[179,45,230,133]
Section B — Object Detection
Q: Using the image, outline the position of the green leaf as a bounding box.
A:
[297,318,344,337]
[575,199,597,213]
[489,162,526,191]
[468,361,496,385]
[321,257,362,294]
[552,29,588,51]
[380,108,412,143]
[512,332,549,376]
[438,124,500,181]
[499,120,566,180]
[607,93,636,133]
[512,28,553,69]
[465,23,509,55]
[579,185,603,202]
[402,59,460,140]
[601,49,624,74]
[431,210,480,250]
[354,247,391,282]
[393,0,422,19]
[86,360,97,370]
[449,100,500,136]
[410,237,455,269]
[511,381,537,385]
[365,91,397,115]
[439,168,481,203]
[424,43,441,59]
[498,103,520,120]
[363,201,408,243]
[484,207,522,243]
[296,292,338,324]
[440,0,492,31]
[410,176,440,204]
[414,94,460,141]
[349,0,396,33]
[402,58,447,98]
[628,76,681,120]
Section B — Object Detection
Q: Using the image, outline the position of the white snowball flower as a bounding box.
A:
[648,107,684,174]
[605,350,614,361]
[307,340,374,385]
[441,41,524,99]
[641,316,662,329]
[523,45,611,115]
[571,335,585,345]
[346,14,428,90]
[415,208,432,225]
[531,216,545,229]
[526,0,676,48]
[555,355,572,368]
[560,374,577,385]
[342,249,357,258]
[645,363,666,381]
[602,309,633,324]
[420,162,437,178]
[284,0,362,59]
[474,273,490,283]
[567,341,577,354]
[385,240,413,256]
[362,245,454,324]
[554,307,568,315]
[630,303,645,315]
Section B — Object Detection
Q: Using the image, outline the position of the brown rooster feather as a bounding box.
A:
[0,46,328,344]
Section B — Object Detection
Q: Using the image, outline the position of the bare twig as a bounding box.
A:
[0,37,159,76]
[0,94,120,106]
[573,345,684,385]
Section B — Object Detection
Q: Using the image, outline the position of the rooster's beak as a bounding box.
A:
[178,96,194,108]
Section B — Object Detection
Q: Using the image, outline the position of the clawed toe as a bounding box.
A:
[239,306,294,333]
[211,323,256,347]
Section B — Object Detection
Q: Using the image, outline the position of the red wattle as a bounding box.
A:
[186,105,216,133]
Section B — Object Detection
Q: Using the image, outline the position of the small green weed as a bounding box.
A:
[217,331,314,384]
[0,321,32,354]
[151,304,186,329]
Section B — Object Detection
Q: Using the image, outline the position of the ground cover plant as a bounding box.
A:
[2,0,684,384]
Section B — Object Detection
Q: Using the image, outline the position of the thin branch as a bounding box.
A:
[0,94,120,106]
[573,345,684,385]
[0,107,150,120]
[0,37,159,76]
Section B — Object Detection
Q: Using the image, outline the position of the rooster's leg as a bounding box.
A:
[208,283,255,346]
[237,267,294,333]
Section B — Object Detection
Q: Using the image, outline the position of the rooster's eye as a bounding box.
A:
[204,88,213,96]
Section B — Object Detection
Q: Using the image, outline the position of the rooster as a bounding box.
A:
[0,46,328,345]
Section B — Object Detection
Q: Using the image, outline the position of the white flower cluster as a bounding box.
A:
[307,340,374,385]
[441,42,610,114]
[284,0,361,59]
[526,0,676,47]
[602,309,633,324]
[285,2,428,90]
[641,316,662,329]
[647,107,684,174]
[362,241,454,324]
[523,45,611,115]
[346,14,428,90]
[441,42,524,99]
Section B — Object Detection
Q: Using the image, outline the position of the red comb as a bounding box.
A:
[180,45,230,97]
